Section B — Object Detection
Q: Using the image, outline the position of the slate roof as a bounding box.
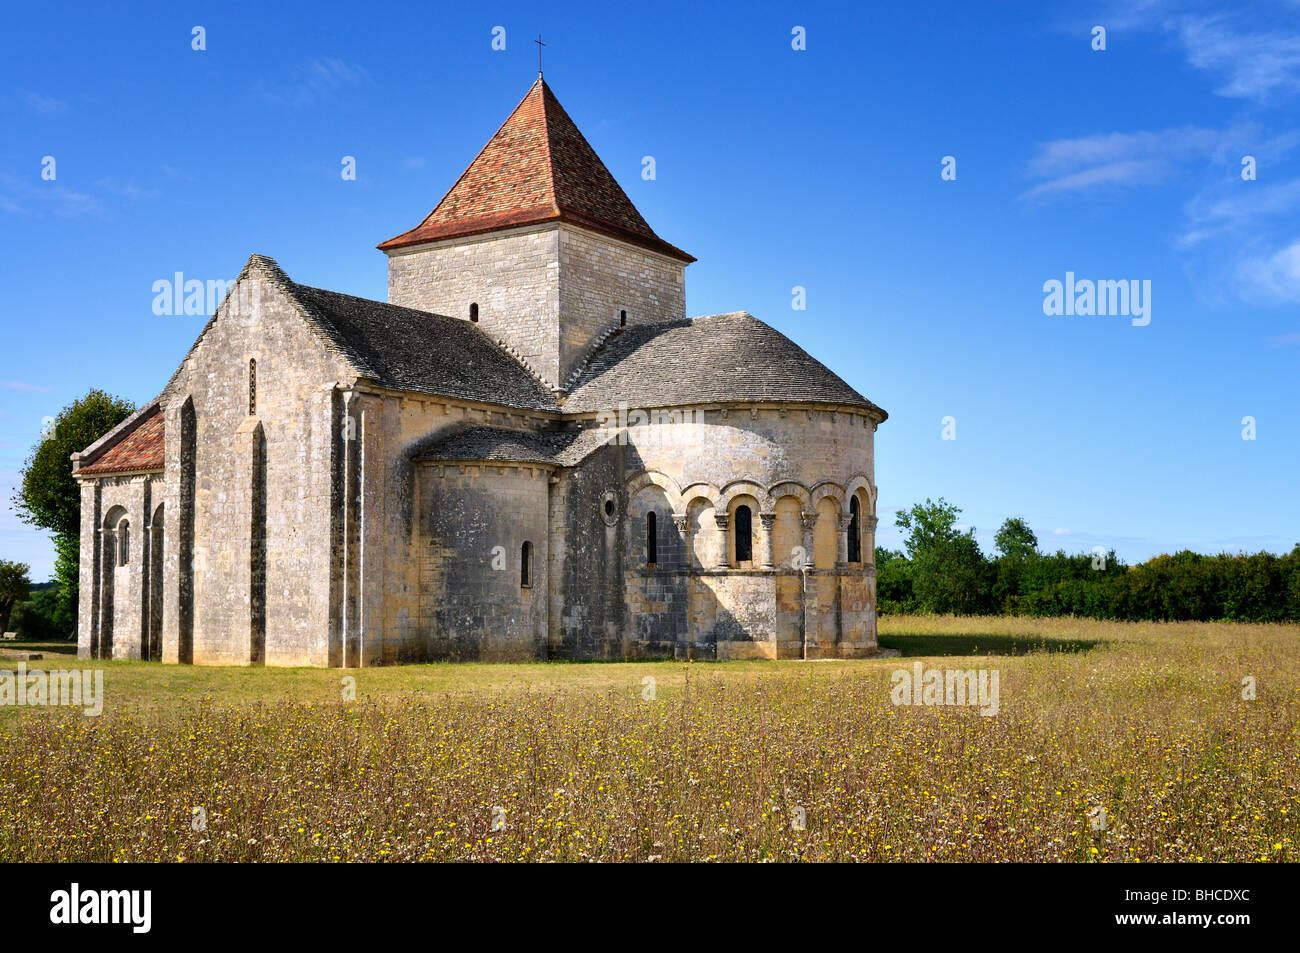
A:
[413,425,610,467]
[75,403,165,475]
[285,280,559,412]
[562,313,888,419]
[378,77,694,263]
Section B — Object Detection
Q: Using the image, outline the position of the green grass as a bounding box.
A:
[0,615,1296,862]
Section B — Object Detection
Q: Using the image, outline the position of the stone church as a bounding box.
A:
[72,77,888,667]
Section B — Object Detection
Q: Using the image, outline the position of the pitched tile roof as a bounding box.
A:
[75,403,165,475]
[412,425,611,467]
[378,77,694,263]
[561,312,889,419]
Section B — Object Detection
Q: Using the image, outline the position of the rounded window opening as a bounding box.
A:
[848,495,862,564]
[520,541,532,588]
[734,505,753,564]
[619,309,627,327]
[118,518,130,565]
[469,302,479,323]
[600,489,620,526]
[646,510,658,567]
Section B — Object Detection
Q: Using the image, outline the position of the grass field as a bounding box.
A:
[1,615,1296,862]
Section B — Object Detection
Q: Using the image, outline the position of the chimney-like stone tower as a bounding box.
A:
[379,77,695,393]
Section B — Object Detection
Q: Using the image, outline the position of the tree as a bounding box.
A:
[12,389,135,629]
[895,499,994,614]
[894,498,965,559]
[994,517,1039,561]
[0,560,32,635]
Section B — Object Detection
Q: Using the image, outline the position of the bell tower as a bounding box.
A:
[379,77,694,393]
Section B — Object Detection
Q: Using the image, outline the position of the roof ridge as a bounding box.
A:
[560,318,632,391]
[71,398,161,471]
[536,78,562,219]
[417,80,547,240]
[377,79,694,262]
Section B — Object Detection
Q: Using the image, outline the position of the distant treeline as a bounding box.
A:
[878,499,1300,623]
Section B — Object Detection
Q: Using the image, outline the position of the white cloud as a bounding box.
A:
[1021,127,1228,201]
[256,58,374,108]
[1237,238,1300,302]
[0,172,104,218]
[23,91,68,115]
[0,381,54,393]
[1176,14,1300,100]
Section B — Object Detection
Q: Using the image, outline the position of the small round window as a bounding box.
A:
[600,491,619,526]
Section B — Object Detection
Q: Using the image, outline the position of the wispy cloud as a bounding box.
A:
[1237,238,1300,302]
[1176,14,1300,100]
[256,58,373,107]
[23,91,68,115]
[0,381,54,393]
[1021,127,1229,201]
[0,172,103,218]
[1094,2,1300,102]
[1267,330,1300,344]
[95,179,160,201]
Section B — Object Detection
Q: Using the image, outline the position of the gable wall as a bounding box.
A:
[161,275,357,666]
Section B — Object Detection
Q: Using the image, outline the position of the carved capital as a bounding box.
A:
[759,512,776,529]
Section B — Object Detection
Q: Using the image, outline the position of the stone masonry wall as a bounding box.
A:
[384,223,685,390]
[416,461,550,660]
[160,274,356,667]
[385,226,561,385]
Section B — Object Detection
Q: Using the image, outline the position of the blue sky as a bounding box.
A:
[2,0,1298,580]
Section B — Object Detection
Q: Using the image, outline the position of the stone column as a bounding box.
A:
[864,514,879,567]
[759,513,776,570]
[800,512,817,570]
[713,512,730,569]
[836,514,853,568]
[672,514,690,569]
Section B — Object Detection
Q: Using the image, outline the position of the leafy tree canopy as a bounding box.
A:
[994,517,1039,561]
[13,389,135,538]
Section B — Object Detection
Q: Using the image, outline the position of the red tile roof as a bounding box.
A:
[378,77,694,262]
[76,406,165,475]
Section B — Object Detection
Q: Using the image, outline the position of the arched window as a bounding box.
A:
[848,495,862,563]
[619,309,627,327]
[646,511,657,566]
[520,541,532,587]
[734,505,752,564]
[118,519,130,564]
[248,358,257,415]
[469,302,479,323]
